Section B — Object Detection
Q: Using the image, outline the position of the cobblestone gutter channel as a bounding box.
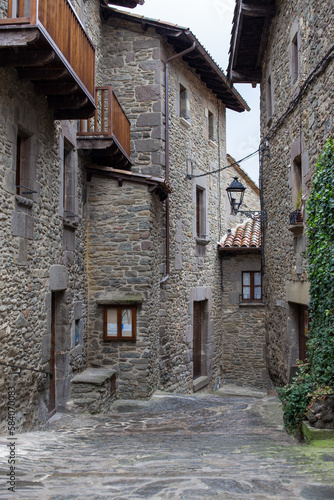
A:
[1,390,334,499]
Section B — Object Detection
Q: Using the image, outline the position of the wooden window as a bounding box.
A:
[104,306,136,341]
[242,272,262,302]
[196,186,205,238]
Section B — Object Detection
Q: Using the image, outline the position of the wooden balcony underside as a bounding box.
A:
[77,86,131,169]
[78,136,131,170]
[0,26,95,119]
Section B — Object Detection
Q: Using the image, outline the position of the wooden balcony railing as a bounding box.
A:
[78,86,131,167]
[0,0,95,118]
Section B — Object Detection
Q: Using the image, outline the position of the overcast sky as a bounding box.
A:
[118,0,260,183]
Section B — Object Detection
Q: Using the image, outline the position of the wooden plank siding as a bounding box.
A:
[2,0,95,100]
[79,86,131,159]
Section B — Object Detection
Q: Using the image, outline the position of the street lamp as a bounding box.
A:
[226,177,246,214]
[226,177,266,221]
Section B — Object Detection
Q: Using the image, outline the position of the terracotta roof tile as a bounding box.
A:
[219,218,261,250]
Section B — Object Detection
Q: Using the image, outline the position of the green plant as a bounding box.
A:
[279,138,334,433]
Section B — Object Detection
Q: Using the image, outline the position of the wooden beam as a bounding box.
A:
[19,67,69,80]
[54,107,96,120]
[231,69,262,83]
[48,95,88,110]
[35,82,79,95]
[241,2,275,18]
[0,49,55,67]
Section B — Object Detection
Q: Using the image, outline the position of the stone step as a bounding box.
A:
[71,367,117,414]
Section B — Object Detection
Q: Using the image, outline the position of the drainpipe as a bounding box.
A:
[160,41,196,285]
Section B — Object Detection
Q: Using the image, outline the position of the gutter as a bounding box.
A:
[160,40,196,285]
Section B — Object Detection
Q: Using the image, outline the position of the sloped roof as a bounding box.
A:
[218,218,261,253]
[101,6,250,112]
[227,154,259,195]
[227,0,275,84]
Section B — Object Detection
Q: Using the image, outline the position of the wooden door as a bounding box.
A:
[49,292,56,417]
[298,305,308,362]
[193,301,202,379]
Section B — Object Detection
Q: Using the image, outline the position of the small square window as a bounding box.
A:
[104,306,136,341]
[242,272,262,302]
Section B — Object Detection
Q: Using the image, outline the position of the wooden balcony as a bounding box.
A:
[77,86,131,169]
[0,0,95,119]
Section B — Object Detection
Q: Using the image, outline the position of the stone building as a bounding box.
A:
[84,5,250,398]
[0,0,263,432]
[228,0,333,384]
[218,218,267,390]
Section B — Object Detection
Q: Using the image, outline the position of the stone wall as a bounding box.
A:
[0,67,88,432]
[86,176,162,399]
[221,253,267,389]
[259,0,333,384]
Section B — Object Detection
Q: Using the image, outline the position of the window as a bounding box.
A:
[290,30,301,85]
[61,138,78,219]
[104,306,136,341]
[292,155,302,209]
[75,319,80,346]
[16,132,35,198]
[208,111,215,142]
[266,74,273,122]
[196,186,205,238]
[242,272,262,302]
[180,84,190,121]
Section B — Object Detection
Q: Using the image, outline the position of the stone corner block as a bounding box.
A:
[49,265,68,291]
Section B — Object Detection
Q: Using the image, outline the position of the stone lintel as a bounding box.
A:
[286,280,310,305]
[71,368,116,385]
[96,294,143,305]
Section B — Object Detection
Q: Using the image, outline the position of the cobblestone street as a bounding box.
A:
[1,388,334,499]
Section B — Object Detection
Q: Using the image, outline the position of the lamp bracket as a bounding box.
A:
[234,210,267,222]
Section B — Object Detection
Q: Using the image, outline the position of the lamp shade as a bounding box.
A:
[226,177,246,213]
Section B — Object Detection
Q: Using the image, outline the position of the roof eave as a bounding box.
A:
[227,0,275,85]
[102,5,249,112]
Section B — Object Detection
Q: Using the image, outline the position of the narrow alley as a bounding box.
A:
[1,388,334,500]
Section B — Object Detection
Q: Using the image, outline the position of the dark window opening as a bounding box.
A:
[180,84,190,120]
[196,186,205,238]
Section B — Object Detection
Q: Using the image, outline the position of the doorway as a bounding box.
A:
[193,301,205,379]
[49,292,56,417]
[298,305,309,362]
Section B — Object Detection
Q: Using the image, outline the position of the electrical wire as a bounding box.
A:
[189,148,260,179]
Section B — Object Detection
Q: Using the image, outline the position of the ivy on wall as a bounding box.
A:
[279,138,334,434]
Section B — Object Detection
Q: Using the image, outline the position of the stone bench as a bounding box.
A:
[70,368,116,414]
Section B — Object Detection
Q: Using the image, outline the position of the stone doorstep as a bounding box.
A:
[302,421,334,445]
[193,375,209,392]
[71,368,116,385]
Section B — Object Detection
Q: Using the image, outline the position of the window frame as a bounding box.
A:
[196,185,205,238]
[179,83,191,121]
[103,305,137,342]
[241,271,262,303]
[208,110,216,142]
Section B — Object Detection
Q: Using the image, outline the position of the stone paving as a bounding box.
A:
[1,387,334,499]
